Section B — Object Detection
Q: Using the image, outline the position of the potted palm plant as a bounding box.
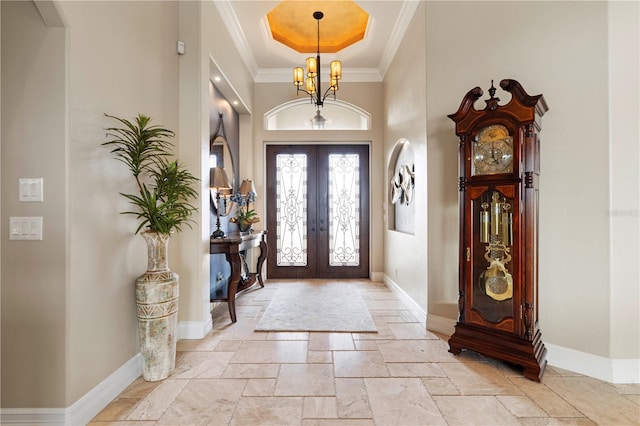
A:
[103,113,198,381]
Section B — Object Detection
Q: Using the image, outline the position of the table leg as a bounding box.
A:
[256,238,268,287]
[224,250,242,323]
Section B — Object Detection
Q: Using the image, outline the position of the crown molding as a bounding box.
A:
[378,0,420,79]
[214,0,259,79]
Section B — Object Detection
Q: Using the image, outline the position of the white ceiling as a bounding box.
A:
[215,1,420,83]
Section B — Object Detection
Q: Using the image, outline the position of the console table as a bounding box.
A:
[210,230,268,322]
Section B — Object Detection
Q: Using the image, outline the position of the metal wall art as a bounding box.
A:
[390,164,415,206]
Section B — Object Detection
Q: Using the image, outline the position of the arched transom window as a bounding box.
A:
[264,99,371,131]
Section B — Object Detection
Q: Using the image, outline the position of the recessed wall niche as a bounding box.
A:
[388,139,415,234]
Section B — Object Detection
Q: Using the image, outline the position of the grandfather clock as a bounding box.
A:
[447,79,548,381]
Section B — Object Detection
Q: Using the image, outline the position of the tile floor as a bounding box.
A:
[90,279,640,425]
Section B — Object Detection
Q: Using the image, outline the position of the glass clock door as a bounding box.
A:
[468,187,519,331]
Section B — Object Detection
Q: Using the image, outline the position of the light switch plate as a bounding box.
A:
[9,217,43,240]
[19,178,43,202]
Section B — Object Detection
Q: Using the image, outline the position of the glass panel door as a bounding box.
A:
[275,153,308,267]
[328,153,360,267]
[266,144,369,279]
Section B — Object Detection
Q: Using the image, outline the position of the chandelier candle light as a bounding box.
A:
[293,11,342,109]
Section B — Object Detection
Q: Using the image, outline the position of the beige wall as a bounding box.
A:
[382,0,639,367]
[608,1,639,361]
[1,1,67,407]
[61,0,182,405]
[383,2,428,312]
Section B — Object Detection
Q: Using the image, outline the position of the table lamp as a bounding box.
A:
[210,167,232,239]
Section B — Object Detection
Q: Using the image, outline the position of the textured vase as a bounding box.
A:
[135,230,179,381]
[238,219,253,233]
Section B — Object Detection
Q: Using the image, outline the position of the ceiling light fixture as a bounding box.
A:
[293,11,342,109]
[310,109,327,130]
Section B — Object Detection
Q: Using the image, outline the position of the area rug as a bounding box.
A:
[255,282,377,333]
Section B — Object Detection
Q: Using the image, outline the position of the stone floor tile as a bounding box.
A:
[544,376,640,425]
[353,340,378,351]
[213,339,243,351]
[624,393,640,405]
[91,398,139,421]
[230,396,303,425]
[303,397,338,419]
[388,322,434,339]
[308,350,333,363]
[242,378,277,396]
[89,421,161,425]
[126,379,189,421]
[365,377,446,425]
[118,377,162,399]
[309,332,355,351]
[231,340,308,363]
[91,279,637,426]
[517,418,597,425]
[377,339,456,363]
[421,377,460,395]
[176,334,221,352]
[509,376,584,417]
[334,351,390,378]
[265,331,309,340]
[301,420,375,426]
[172,351,234,379]
[440,361,522,395]
[497,395,548,417]
[222,363,280,378]
[433,395,518,425]
[335,378,373,419]
[614,383,640,395]
[156,378,245,425]
[386,362,446,377]
[365,299,409,310]
[275,363,336,396]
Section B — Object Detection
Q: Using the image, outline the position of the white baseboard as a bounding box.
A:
[426,313,456,337]
[178,318,212,340]
[545,343,640,384]
[382,274,427,324]
[380,274,639,384]
[0,354,142,426]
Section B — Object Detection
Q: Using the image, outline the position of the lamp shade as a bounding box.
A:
[306,57,317,77]
[210,167,232,190]
[239,179,256,196]
[293,67,304,86]
[330,60,342,79]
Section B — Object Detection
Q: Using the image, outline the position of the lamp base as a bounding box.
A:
[211,228,226,239]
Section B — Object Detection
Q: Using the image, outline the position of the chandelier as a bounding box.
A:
[293,11,342,108]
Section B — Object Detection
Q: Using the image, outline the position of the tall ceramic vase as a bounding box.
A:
[135,230,179,381]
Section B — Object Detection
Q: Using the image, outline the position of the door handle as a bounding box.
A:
[320,227,326,231]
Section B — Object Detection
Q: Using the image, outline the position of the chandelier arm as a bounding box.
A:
[293,11,341,109]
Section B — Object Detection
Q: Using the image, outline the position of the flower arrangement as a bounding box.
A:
[229,184,260,232]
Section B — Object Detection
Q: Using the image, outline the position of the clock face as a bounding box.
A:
[473,125,514,176]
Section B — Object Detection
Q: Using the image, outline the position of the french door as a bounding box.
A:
[266,144,370,279]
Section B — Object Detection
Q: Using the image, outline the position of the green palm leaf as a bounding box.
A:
[103,114,199,235]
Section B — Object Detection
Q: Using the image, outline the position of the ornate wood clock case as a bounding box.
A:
[447,79,548,381]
